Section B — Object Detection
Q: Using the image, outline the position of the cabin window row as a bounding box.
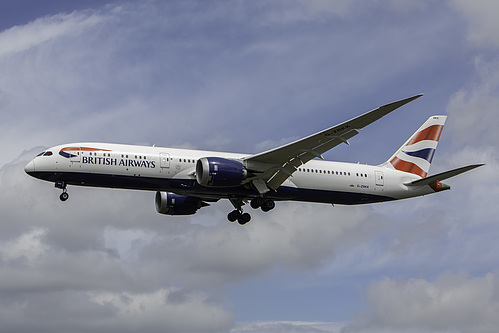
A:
[86,152,149,160]
[179,159,196,164]
[297,168,351,176]
[297,168,369,178]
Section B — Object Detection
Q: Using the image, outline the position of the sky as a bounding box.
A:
[1,0,499,332]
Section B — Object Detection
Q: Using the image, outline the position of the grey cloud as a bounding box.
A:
[446,59,499,147]
[2,145,383,330]
[1,143,385,331]
[3,1,499,331]
[232,320,344,333]
[450,0,499,47]
[344,272,499,333]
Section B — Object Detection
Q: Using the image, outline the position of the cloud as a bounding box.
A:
[344,272,499,333]
[0,11,104,58]
[4,1,499,331]
[0,148,235,332]
[450,0,499,47]
[1,135,380,330]
[233,320,346,333]
[446,58,499,147]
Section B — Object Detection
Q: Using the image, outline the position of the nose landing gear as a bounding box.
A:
[55,181,69,202]
[59,191,69,202]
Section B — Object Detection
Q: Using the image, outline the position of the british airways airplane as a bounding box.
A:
[25,95,483,224]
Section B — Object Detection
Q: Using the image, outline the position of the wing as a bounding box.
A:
[243,94,423,192]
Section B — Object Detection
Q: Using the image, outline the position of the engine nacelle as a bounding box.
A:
[155,192,205,215]
[196,157,247,187]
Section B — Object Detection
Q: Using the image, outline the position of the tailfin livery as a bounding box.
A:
[383,116,447,178]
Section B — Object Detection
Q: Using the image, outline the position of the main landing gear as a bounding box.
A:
[55,181,69,202]
[228,197,275,225]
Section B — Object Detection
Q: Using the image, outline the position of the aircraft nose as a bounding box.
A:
[24,159,35,175]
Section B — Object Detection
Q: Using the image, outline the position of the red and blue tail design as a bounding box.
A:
[383,116,447,178]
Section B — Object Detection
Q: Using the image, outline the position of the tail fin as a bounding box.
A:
[382,115,447,178]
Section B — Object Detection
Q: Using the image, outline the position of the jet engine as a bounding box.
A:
[155,192,208,215]
[196,157,248,187]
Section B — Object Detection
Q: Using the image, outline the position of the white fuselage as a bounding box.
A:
[25,142,437,205]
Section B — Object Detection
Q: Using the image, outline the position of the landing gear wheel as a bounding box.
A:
[261,199,275,212]
[250,197,264,209]
[228,197,252,225]
[60,192,69,202]
[228,210,240,222]
[238,213,251,225]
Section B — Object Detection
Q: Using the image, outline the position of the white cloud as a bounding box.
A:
[0,228,47,262]
[89,289,234,333]
[345,272,499,333]
[0,11,104,58]
[0,135,380,330]
[232,320,346,333]
[450,0,499,47]
[446,58,499,147]
[3,1,499,331]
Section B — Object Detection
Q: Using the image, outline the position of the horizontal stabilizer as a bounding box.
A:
[405,164,485,186]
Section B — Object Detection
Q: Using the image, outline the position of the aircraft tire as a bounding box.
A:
[250,197,264,209]
[238,213,251,225]
[228,210,240,222]
[60,192,69,202]
[261,199,275,212]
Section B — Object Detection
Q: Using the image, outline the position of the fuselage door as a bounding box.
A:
[160,153,171,168]
[375,171,384,186]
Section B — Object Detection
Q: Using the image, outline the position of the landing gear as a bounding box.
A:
[227,197,276,225]
[59,191,69,202]
[227,210,251,225]
[55,181,69,202]
[228,198,252,225]
[250,198,275,212]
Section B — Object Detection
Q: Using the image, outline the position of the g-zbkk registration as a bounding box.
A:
[25,95,483,225]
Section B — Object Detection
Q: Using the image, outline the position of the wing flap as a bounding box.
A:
[266,129,359,190]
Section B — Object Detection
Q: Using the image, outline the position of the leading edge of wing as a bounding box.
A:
[246,94,423,166]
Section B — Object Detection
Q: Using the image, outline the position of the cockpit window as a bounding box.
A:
[36,151,53,157]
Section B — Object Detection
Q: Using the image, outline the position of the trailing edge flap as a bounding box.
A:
[405,164,484,186]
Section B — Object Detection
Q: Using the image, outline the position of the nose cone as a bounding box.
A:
[24,160,35,175]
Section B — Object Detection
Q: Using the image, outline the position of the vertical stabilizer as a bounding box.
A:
[382,116,447,178]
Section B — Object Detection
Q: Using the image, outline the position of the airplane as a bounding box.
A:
[24,94,484,225]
